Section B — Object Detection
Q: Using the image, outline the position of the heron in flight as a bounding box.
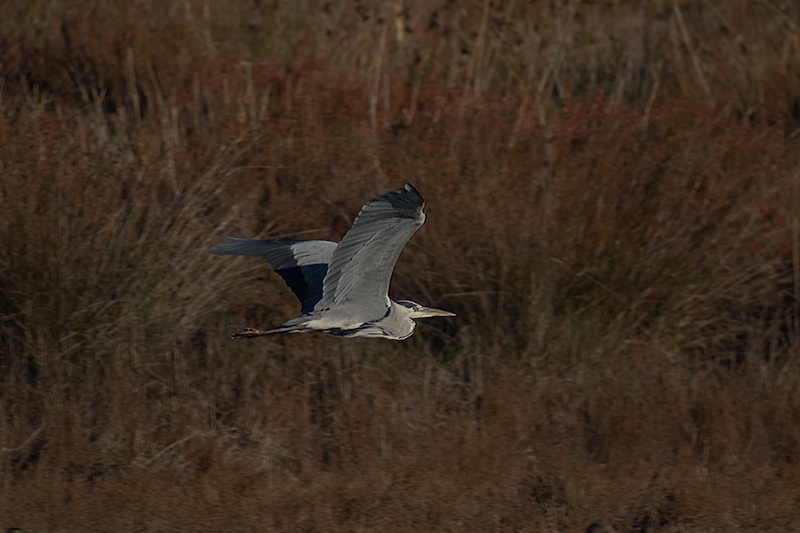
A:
[213,183,455,340]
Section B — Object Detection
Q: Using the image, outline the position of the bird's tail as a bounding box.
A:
[230,324,307,340]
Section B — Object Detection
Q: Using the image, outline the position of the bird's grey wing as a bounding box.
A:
[213,237,337,314]
[317,184,426,317]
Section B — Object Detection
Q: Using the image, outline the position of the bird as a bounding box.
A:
[213,183,455,340]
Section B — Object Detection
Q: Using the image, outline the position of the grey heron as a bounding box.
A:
[213,183,455,340]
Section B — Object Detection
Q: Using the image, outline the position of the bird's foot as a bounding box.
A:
[231,327,264,340]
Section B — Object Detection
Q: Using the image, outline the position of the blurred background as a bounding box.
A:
[1,0,800,530]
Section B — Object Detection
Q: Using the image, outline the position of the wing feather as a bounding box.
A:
[213,237,337,313]
[316,184,425,318]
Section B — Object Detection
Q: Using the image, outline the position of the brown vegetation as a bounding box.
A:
[2,0,800,530]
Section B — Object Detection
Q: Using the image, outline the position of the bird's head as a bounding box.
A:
[396,300,456,320]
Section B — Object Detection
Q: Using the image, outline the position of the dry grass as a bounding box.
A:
[2,1,800,531]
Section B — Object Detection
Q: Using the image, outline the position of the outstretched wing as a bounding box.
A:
[316,183,426,318]
[213,237,337,314]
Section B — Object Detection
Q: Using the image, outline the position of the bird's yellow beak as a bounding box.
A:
[414,306,456,318]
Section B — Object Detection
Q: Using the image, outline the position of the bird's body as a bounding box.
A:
[213,184,454,340]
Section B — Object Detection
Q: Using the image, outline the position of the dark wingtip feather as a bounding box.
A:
[370,183,424,219]
[403,183,424,202]
[211,235,241,255]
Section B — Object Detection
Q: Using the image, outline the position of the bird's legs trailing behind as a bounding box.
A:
[231,324,307,340]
